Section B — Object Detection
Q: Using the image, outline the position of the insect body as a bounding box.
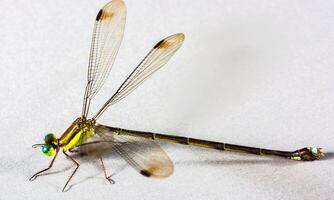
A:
[30,0,323,192]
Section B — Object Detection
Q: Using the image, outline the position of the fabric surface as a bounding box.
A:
[0,0,333,199]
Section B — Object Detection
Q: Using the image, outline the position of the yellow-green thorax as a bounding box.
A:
[58,117,95,151]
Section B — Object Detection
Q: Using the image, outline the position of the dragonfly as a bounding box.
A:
[30,0,324,192]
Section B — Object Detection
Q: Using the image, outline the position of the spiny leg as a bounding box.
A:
[69,141,115,184]
[29,148,59,181]
[99,156,115,184]
[62,150,80,192]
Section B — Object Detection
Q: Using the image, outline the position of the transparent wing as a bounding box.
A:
[93,33,185,119]
[94,124,174,178]
[82,0,126,117]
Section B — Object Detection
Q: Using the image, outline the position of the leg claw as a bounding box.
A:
[29,175,37,181]
[106,176,115,184]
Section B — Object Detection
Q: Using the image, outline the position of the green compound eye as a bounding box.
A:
[42,144,54,157]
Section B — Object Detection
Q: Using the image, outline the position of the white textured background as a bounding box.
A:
[0,0,333,199]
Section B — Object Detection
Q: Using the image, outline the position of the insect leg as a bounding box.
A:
[29,148,59,181]
[62,150,80,192]
[99,156,115,184]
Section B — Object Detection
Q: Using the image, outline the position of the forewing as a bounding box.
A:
[95,125,174,178]
[83,0,126,117]
[93,33,185,119]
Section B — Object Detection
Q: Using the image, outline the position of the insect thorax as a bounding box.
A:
[58,117,96,151]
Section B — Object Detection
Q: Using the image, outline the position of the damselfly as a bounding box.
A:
[30,0,324,192]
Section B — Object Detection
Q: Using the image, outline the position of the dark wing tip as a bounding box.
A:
[96,9,103,21]
[153,39,165,49]
[96,9,114,21]
[153,33,185,49]
[96,0,126,21]
[140,170,152,177]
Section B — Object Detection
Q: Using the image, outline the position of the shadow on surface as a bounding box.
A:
[35,166,72,177]
[63,146,128,191]
[65,163,128,191]
[323,151,334,160]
